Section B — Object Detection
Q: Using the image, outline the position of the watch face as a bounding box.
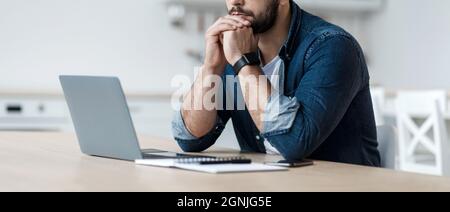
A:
[245,52,260,65]
[233,52,261,74]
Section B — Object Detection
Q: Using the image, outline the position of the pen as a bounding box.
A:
[199,159,252,165]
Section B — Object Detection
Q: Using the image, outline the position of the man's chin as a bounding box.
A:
[253,27,272,35]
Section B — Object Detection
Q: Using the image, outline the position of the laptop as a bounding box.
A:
[59,75,199,161]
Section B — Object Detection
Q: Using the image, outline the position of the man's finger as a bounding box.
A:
[224,15,252,26]
[216,17,245,28]
[207,23,237,37]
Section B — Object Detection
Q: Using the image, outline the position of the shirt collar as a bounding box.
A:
[279,1,303,62]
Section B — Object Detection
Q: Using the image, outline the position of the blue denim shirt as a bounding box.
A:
[172,2,381,167]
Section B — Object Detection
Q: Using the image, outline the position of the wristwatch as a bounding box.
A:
[232,52,261,75]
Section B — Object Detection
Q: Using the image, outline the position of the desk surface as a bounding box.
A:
[1,132,449,192]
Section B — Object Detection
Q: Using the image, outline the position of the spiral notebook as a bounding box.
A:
[135,157,288,174]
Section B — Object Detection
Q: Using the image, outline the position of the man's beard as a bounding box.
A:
[228,0,280,34]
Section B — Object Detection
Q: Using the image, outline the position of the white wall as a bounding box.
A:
[0,0,240,149]
[367,0,450,89]
[1,0,450,149]
[0,0,203,93]
[3,0,450,92]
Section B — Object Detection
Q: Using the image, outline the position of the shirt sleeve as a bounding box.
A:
[261,34,365,161]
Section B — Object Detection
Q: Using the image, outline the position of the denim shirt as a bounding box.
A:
[172,1,381,167]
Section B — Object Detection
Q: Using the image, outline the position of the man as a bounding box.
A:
[172,0,381,166]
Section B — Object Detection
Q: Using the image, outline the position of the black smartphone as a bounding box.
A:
[265,159,314,168]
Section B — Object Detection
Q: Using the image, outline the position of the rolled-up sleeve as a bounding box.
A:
[262,34,364,161]
[262,93,300,136]
[171,110,230,153]
[172,110,198,141]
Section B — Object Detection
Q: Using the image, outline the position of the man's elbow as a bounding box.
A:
[267,133,311,162]
[176,140,206,153]
[187,128,209,139]
[279,148,307,162]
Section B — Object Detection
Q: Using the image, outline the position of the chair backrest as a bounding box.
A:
[396,90,450,176]
[396,91,447,116]
[371,87,386,126]
[377,125,398,169]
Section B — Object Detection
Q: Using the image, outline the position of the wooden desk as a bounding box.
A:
[0,132,449,192]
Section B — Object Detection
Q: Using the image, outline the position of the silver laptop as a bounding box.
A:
[59,75,195,161]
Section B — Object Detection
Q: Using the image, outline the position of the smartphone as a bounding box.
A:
[265,159,314,167]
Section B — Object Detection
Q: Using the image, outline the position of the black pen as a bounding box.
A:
[199,159,252,165]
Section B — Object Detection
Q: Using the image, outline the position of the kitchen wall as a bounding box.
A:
[366,0,450,89]
[1,0,449,149]
[2,0,450,92]
[0,0,202,93]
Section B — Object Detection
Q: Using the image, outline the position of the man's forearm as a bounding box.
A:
[237,65,272,131]
[181,66,221,138]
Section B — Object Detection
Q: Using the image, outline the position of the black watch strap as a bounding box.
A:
[233,52,261,75]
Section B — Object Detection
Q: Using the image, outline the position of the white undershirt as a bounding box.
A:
[261,56,283,155]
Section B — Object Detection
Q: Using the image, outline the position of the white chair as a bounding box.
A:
[371,87,386,126]
[377,125,398,169]
[396,91,450,176]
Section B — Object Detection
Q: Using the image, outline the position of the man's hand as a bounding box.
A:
[204,15,252,73]
[180,15,252,138]
[222,27,259,66]
[222,25,268,131]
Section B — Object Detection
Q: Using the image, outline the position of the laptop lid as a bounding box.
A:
[60,76,143,161]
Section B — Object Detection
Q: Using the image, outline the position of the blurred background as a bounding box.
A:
[1,0,450,176]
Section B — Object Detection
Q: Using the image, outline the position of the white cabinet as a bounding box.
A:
[0,95,71,131]
[0,91,241,149]
[0,92,174,139]
[165,0,384,13]
[127,98,174,139]
[300,0,384,13]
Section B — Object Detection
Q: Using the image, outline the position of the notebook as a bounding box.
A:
[135,157,288,174]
